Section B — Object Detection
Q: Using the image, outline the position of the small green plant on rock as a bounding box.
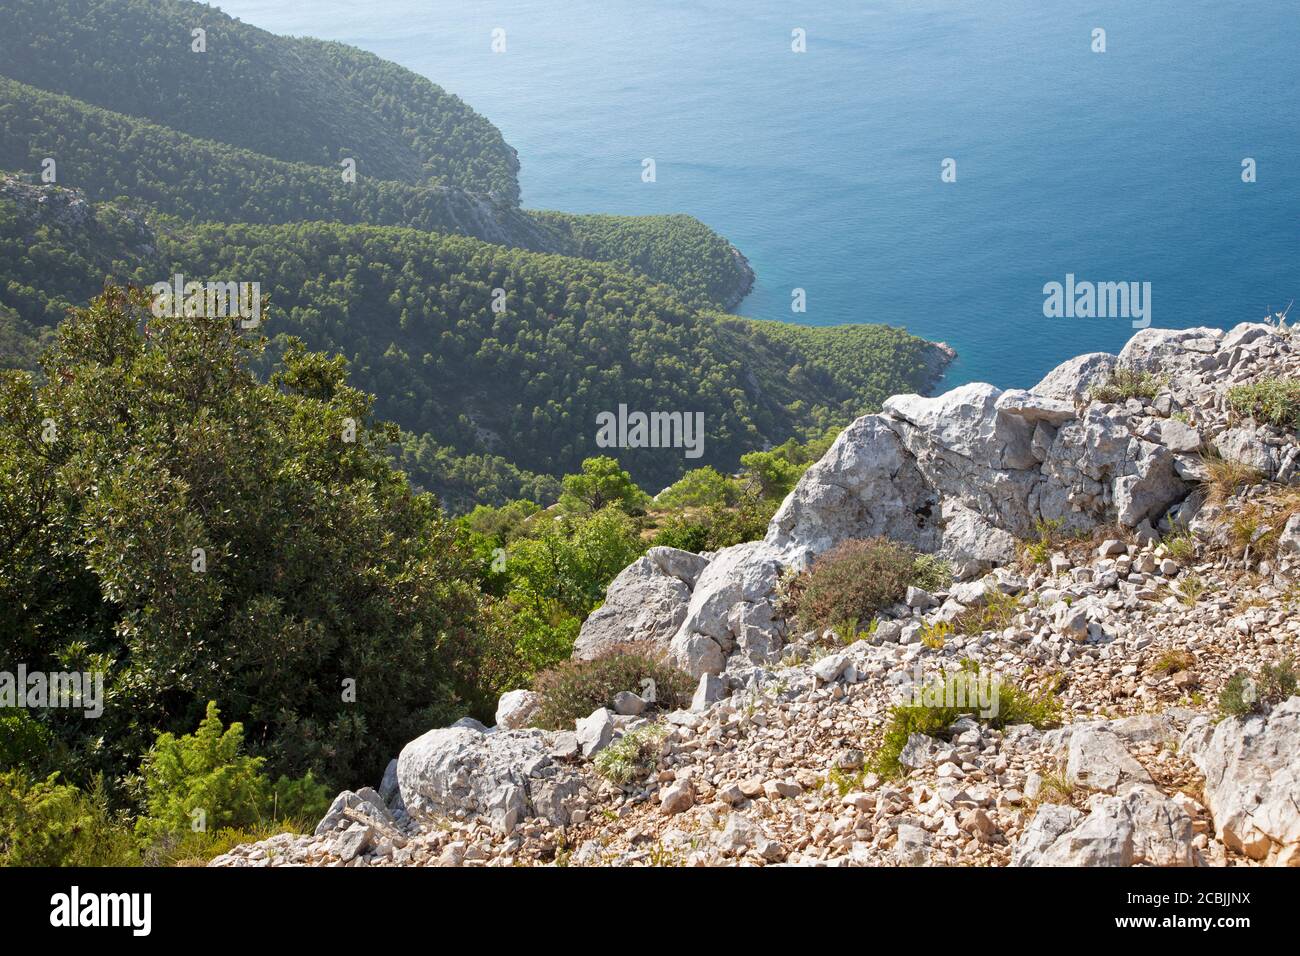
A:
[1020,518,1066,567]
[1218,658,1298,719]
[1162,533,1197,563]
[1202,452,1265,505]
[1089,366,1163,404]
[1150,649,1196,675]
[919,619,954,649]
[952,589,1022,636]
[870,664,1060,778]
[593,724,669,786]
[1172,572,1206,606]
[1227,378,1300,430]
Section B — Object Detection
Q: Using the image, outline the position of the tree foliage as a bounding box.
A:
[0,286,498,790]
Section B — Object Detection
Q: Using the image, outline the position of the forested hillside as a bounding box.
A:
[0,0,965,867]
[0,0,951,503]
[0,177,945,492]
[0,80,753,309]
[0,0,521,198]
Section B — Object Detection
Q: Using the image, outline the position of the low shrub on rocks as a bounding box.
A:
[1227,377,1300,429]
[951,589,1022,636]
[1202,451,1265,504]
[871,665,1061,778]
[790,537,950,635]
[1019,517,1069,567]
[1218,658,1298,719]
[592,723,669,785]
[1089,366,1163,404]
[531,646,693,730]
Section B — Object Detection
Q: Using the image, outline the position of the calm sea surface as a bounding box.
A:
[219,0,1300,388]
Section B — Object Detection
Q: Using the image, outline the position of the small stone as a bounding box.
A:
[612,691,646,716]
[812,653,850,683]
[1098,539,1126,558]
[835,748,865,771]
[762,779,801,800]
[660,780,694,815]
[894,824,932,866]
[576,707,614,758]
[334,823,372,863]
[718,782,746,806]
[691,672,724,712]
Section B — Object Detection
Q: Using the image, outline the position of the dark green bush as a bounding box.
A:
[0,710,65,776]
[649,514,713,553]
[532,646,693,730]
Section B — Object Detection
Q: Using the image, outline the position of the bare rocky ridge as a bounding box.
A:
[213,321,1300,868]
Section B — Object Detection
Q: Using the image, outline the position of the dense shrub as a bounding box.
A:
[0,287,496,790]
[490,505,646,677]
[558,457,649,515]
[791,537,949,635]
[0,770,138,867]
[648,513,714,553]
[654,466,740,509]
[135,702,330,853]
[0,710,65,776]
[532,646,693,731]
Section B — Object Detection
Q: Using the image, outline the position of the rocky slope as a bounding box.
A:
[213,321,1300,868]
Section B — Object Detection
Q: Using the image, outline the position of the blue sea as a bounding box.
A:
[218,0,1300,389]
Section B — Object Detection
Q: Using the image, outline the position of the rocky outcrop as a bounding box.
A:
[668,541,786,677]
[627,321,1296,679]
[1181,697,1300,865]
[1012,787,1196,867]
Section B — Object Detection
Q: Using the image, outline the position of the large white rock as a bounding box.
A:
[572,554,692,660]
[573,324,1265,677]
[644,546,710,587]
[1063,725,1153,794]
[766,416,940,568]
[1031,352,1117,403]
[995,389,1078,427]
[575,707,614,758]
[1118,326,1223,374]
[939,501,1019,579]
[885,383,1037,470]
[396,725,582,835]
[1182,697,1300,863]
[668,541,786,676]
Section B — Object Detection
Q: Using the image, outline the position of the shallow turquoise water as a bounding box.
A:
[219,0,1300,388]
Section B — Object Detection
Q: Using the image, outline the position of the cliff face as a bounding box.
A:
[215,322,1300,868]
